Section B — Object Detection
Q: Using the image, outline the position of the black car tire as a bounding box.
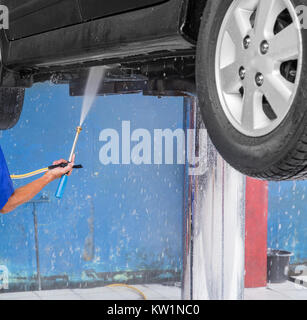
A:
[0,88,25,130]
[196,0,307,181]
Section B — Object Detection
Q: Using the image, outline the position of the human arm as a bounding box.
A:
[0,156,75,214]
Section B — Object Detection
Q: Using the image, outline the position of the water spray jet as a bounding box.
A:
[55,66,106,199]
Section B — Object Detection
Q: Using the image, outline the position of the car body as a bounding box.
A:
[0,0,203,94]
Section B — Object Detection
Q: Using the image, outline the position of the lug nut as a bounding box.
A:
[239,66,246,80]
[260,40,269,54]
[255,73,264,87]
[243,36,251,49]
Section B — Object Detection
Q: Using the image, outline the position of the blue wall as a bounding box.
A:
[0,82,185,291]
[268,181,307,263]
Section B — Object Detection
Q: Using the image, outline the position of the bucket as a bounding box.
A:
[267,249,293,283]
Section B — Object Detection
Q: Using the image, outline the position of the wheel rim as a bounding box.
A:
[215,0,303,137]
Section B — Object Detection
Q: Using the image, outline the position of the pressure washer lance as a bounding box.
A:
[55,126,83,199]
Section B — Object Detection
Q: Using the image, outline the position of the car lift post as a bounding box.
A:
[182,96,246,300]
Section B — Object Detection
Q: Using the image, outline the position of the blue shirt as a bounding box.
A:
[0,146,14,210]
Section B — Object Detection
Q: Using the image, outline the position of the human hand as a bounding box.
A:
[45,154,75,182]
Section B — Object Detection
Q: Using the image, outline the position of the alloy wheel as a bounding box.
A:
[215,0,302,137]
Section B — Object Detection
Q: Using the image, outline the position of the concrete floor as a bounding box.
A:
[244,281,307,300]
[1,281,306,300]
[0,284,181,300]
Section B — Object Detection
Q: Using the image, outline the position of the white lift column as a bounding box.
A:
[182,97,246,300]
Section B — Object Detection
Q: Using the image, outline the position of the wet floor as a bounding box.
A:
[0,284,181,300]
[244,281,307,300]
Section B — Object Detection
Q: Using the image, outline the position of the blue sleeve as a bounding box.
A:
[0,146,14,210]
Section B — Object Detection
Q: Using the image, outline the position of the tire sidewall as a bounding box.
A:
[0,88,25,130]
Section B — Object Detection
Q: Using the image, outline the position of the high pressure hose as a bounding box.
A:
[10,163,83,180]
[105,284,147,300]
[10,167,49,180]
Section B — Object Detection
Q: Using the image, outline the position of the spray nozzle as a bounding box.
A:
[68,126,83,162]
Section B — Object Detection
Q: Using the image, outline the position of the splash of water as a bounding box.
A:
[79,66,106,126]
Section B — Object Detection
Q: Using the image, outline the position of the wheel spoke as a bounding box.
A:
[269,23,300,61]
[224,93,243,122]
[220,62,241,94]
[254,0,286,38]
[226,8,252,49]
[261,75,293,118]
[241,86,258,130]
